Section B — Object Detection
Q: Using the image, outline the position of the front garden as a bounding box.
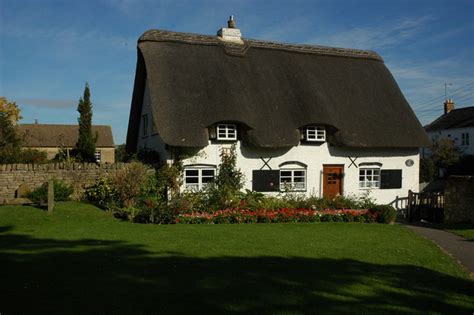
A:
[65,147,395,225]
[0,202,472,314]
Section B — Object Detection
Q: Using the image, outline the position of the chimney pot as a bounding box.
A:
[228,15,236,28]
[444,99,455,115]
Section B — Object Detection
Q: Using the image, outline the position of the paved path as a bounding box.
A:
[404,223,474,277]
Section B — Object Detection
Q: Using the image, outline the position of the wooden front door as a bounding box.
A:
[323,165,343,198]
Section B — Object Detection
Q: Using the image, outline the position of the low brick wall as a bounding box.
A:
[0,163,130,203]
[444,175,474,223]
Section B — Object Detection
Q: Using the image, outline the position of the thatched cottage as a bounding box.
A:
[126,17,430,204]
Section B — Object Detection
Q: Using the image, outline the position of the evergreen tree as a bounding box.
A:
[74,83,97,162]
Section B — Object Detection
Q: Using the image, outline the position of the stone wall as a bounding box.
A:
[0,163,129,203]
[444,175,474,223]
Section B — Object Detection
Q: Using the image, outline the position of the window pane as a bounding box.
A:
[202,169,215,176]
[293,171,305,176]
[281,171,292,177]
[202,177,214,183]
[185,169,199,176]
[294,182,305,189]
[185,177,199,184]
[293,177,305,183]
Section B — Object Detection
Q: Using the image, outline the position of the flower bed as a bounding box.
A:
[176,208,378,224]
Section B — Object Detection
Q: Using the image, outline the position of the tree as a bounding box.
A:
[431,138,461,170]
[0,97,48,164]
[419,157,435,183]
[74,83,97,162]
[0,97,22,122]
[0,111,22,163]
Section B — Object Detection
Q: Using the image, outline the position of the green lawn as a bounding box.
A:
[0,202,472,314]
[445,223,474,241]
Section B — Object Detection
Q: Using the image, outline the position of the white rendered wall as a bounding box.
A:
[424,127,474,156]
[173,141,419,205]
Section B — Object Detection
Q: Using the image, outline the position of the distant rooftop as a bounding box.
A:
[425,106,474,132]
[18,124,115,147]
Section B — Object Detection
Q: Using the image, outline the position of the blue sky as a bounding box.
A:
[1,0,473,144]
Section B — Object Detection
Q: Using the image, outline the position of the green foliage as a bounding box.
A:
[237,190,374,211]
[27,180,74,204]
[206,145,245,210]
[84,177,118,210]
[85,162,158,210]
[420,157,436,183]
[156,159,183,199]
[370,205,397,224]
[19,148,48,164]
[0,112,22,163]
[110,162,157,207]
[114,144,134,162]
[431,138,462,170]
[0,96,22,122]
[74,83,98,162]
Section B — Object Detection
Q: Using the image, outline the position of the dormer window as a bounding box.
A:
[217,124,237,141]
[306,126,325,142]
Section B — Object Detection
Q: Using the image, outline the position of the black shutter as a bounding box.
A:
[252,170,280,192]
[380,170,402,189]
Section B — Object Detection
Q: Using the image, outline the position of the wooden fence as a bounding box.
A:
[389,190,445,222]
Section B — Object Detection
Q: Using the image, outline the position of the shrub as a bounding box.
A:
[84,177,117,210]
[152,206,179,224]
[205,145,245,210]
[20,148,48,164]
[370,205,397,224]
[27,180,74,204]
[111,162,156,207]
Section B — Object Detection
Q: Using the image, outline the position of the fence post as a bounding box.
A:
[48,180,54,213]
[407,190,413,221]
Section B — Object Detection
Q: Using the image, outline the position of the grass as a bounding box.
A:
[0,202,473,314]
[444,223,474,241]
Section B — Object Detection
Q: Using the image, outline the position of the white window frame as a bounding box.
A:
[280,169,307,191]
[359,168,380,189]
[94,150,101,163]
[216,124,237,141]
[306,126,325,142]
[461,133,470,146]
[184,166,216,191]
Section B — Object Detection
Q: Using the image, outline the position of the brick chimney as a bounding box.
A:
[444,99,455,114]
[217,15,243,44]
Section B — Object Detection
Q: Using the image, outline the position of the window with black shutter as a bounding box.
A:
[252,170,280,192]
[380,170,402,189]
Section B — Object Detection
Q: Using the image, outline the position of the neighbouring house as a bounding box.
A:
[126,17,430,204]
[18,123,115,163]
[422,100,474,156]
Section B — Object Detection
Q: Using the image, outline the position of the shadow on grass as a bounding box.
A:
[0,228,473,314]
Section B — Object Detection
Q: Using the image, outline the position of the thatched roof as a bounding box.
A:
[126,29,430,151]
[425,107,474,132]
[18,124,114,148]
